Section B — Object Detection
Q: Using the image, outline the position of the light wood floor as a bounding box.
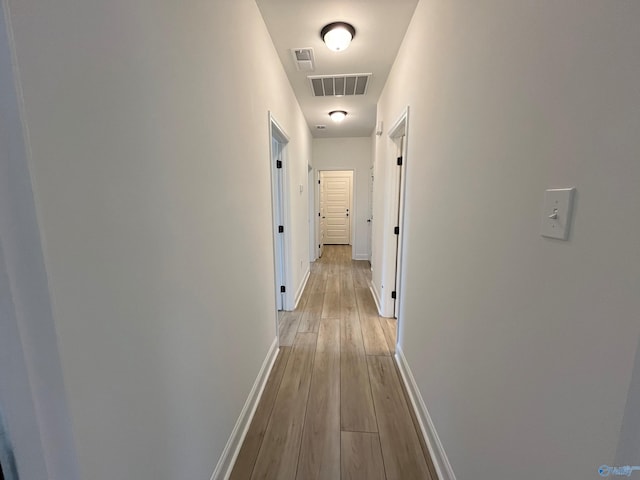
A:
[230,245,437,480]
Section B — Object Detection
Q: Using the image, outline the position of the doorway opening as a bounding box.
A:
[318,170,354,254]
[269,113,290,314]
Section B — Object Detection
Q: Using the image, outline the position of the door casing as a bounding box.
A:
[268,112,291,315]
[392,135,406,319]
[384,107,409,322]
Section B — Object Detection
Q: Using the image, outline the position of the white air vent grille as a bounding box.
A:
[291,48,315,72]
[308,74,372,97]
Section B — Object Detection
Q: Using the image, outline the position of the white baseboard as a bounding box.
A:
[353,253,370,261]
[395,347,456,480]
[292,268,310,310]
[369,282,383,316]
[210,337,280,480]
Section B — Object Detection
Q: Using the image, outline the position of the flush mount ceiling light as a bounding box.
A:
[321,22,356,52]
[329,110,347,122]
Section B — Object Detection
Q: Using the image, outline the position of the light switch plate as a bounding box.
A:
[541,188,576,240]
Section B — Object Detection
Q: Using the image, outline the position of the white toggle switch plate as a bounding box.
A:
[541,187,576,240]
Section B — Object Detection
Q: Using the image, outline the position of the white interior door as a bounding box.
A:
[319,171,325,257]
[321,171,352,245]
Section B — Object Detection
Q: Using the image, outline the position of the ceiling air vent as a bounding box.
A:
[308,73,372,97]
[291,48,315,72]
[316,125,327,130]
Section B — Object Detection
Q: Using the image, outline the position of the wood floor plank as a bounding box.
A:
[308,269,326,290]
[355,288,390,356]
[251,333,317,480]
[354,287,378,317]
[379,317,397,354]
[296,318,340,480]
[367,355,432,480]
[279,311,301,347]
[298,291,324,333]
[296,273,315,311]
[305,270,327,299]
[322,274,341,318]
[351,261,370,289]
[360,315,391,357]
[230,347,292,480]
[341,432,386,480]
[323,248,340,276]
[340,309,378,433]
[233,246,438,480]
[340,270,357,309]
[333,245,348,267]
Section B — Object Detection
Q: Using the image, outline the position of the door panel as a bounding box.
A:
[319,173,325,257]
[321,171,352,245]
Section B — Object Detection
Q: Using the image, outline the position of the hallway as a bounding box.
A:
[230,246,436,479]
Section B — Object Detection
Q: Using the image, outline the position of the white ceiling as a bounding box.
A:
[256,0,419,138]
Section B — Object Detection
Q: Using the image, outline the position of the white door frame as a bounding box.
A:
[386,107,409,320]
[367,164,374,263]
[316,169,323,258]
[268,112,291,313]
[308,164,315,262]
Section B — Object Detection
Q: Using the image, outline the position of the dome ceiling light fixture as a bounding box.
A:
[320,22,356,52]
[329,110,347,123]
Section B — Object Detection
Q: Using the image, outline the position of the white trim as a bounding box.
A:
[388,107,410,320]
[388,106,410,138]
[315,169,321,259]
[268,112,292,313]
[394,346,456,480]
[268,112,290,143]
[210,337,280,480]
[308,165,316,263]
[375,106,411,319]
[293,267,310,310]
[354,253,369,261]
[369,282,383,317]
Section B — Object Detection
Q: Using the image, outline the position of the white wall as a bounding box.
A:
[374,1,640,479]
[4,0,310,478]
[312,137,372,260]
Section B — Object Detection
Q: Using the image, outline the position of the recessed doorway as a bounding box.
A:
[319,170,353,247]
[269,113,290,313]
